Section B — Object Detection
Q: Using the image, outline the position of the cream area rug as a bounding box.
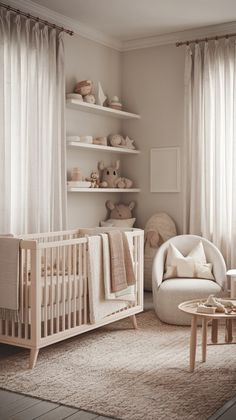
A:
[0,311,236,420]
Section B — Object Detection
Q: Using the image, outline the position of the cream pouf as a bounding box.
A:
[153,278,222,325]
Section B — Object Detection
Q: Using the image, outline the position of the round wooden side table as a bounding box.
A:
[179,299,236,372]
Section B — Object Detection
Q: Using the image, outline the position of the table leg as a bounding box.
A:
[211,319,218,343]
[225,318,233,343]
[202,318,207,362]
[190,315,198,372]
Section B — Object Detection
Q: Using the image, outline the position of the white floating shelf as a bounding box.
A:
[67,187,140,193]
[67,141,140,154]
[66,99,140,120]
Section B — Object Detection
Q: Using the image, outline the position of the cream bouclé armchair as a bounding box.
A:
[152,235,227,325]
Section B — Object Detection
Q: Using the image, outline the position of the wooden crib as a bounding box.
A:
[0,228,144,368]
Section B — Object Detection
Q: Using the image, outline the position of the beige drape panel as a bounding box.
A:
[183,39,236,267]
[0,8,67,234]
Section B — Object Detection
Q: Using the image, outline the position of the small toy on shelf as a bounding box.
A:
[71,167,82,181]
[67,135,80,142]
[108,133,136,150]
[93,136,107,146]
[98,160,120,188]
[85,170,100,188]
[67,167,91,188]
[123,136,135,149]
[98,160,134,189]
[83,94,96,104]
[109,95,122,110]
[116,177,133,189]
[74,80,93,96]
[97,81,107,106]
[66,93,83,101]
[108,134,123,147]
[80,135,93,144]
[100,200,136,228]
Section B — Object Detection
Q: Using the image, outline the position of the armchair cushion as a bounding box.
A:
[153,277,222,325]
[163,241,214,280]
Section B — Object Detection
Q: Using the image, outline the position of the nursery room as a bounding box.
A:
[1,0,236,419]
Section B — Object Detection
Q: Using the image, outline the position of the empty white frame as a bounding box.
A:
[150,147,180,192]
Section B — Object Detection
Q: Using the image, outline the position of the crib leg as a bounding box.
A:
[130,315,138,329]
[29,348,39,369]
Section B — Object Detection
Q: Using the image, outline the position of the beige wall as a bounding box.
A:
[64,34,185,231]
[121,44,185,232]
[64,34,123,228]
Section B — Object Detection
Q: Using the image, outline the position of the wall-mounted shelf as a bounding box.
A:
[67,187,140,193]
[66,99,140,120]
[67,141,140,155]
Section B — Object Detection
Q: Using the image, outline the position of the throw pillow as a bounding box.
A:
[195,262,214,280]
[187,241,207,264]
[176,257,195,277]
[164,241,214,280]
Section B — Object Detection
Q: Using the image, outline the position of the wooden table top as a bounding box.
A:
[178,299,236,319]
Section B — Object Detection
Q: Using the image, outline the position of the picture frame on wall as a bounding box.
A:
[150,147,180,192]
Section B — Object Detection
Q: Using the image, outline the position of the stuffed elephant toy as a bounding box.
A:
[98,160,133,188]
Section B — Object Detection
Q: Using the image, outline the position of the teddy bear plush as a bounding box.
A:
[98,160,133,189]
[100,200,136,228]
[85,170,100,188]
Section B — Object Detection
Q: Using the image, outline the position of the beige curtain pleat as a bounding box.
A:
[0,7,66,234]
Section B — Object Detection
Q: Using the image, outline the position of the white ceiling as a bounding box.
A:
[30,0,236,41]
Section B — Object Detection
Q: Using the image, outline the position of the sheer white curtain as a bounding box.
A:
[184,39,236,267]
[0,8,67,234]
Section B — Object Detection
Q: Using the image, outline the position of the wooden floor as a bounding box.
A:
[0,293,235,420]
[209,397,236,420]
[1,387,236,420]
[0,389,116,420]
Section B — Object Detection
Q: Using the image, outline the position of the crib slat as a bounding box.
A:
[56,247,60,333]
[134,236,138,303]
[50,248,53,335]
[67,245,71,330]
[83,243,87,324]
[73,244,77,328]
[18,249,24,339]
[78,244,82,326]
[12,319,15,337]
[44,249,48,337]
[62,246,66,331]
[138,233,144,308]
[5,319,9,337]
[24,250,29,339]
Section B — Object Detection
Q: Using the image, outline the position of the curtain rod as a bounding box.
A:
[176,32,236,47]
[0,1,74,35]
